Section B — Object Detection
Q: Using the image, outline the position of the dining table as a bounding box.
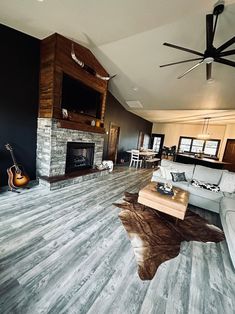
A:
[126,150,157,167]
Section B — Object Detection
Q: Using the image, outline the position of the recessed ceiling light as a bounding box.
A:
[126,100,143,108]
[132,86,138,91]
[37,0,44,2]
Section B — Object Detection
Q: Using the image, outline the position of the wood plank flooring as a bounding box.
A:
[0,167,235,314]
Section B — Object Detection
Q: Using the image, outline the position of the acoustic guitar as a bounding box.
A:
[5,143,30,191]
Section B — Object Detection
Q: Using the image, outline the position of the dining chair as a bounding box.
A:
[129,150,143,168]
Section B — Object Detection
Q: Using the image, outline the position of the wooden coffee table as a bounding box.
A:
[138,182,189,220]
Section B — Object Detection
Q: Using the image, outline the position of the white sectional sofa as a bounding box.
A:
[151,159,235,269]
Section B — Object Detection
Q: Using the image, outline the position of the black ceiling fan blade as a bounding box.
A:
[212,13,220,44]
[163,43,204,57]
[206,14,214,48]
[217,36,235,53]
[215,57,235,67]
[206,63,212,80]
[219,49,235,57]
[159,58,203,68]
[177,60,204,79]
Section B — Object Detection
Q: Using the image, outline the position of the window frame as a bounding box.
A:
[178,136,220,157]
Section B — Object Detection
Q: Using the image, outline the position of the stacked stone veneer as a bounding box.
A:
[36,118,104,177]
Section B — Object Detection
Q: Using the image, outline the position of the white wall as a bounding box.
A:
[152,122,235,160]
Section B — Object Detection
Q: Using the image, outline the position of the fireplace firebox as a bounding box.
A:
[65,142,95,173]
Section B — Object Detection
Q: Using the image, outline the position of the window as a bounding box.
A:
[191,139,204,153]
[204,140,219,156]
[179,137,192,152]
[178,137,220,157]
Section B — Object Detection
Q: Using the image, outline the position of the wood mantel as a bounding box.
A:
[57,119,106,134]
[39,33,108,131]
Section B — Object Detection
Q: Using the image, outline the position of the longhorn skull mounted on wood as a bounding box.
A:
[71,44,116,81]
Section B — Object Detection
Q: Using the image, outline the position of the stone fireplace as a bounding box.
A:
[65,142,95,173]
[36,118,107,190]
[36,34,109,189]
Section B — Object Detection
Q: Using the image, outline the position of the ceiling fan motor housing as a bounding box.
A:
[204,46,217,58]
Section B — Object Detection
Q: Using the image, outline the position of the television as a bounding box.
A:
[61,73,102,119]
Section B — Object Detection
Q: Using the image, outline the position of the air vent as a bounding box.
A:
[126,100,143,108]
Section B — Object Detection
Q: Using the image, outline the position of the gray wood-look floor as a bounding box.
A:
[0,167,235,314]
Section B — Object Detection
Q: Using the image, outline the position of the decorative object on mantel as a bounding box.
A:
[62,108,69,119]
[71,44,117,81]
[197,117,211,139]
[95,120,101,128]
[114,192,225,280]
[91,120,96,126]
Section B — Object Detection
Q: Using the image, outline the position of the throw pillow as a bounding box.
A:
[219,172,235,193]
[191,179,220,193]
[171,172,187,182]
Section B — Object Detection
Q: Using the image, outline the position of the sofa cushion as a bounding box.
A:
[220,198,235,268]
[164,167,180,180]
[160,160,195,181]
[188,185,223,203]
[151,168,162,179]
[171,172,187,182]
[220,197,235,217]
[226,211,235,234]
[192,165,223,185]
[171,181,189,191]
[159,166,169,179]
[219,171,235,193]
[191,179,220,193]
[223,192,235,200]
[161,159,173,167]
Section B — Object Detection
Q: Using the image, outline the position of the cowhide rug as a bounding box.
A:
[114,192,225,280]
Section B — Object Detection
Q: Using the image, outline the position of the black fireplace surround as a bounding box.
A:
[65,142,95,173]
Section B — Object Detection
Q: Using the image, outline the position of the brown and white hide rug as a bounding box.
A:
[114,192,225,280]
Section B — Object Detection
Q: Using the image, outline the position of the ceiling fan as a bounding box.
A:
[159,0,235,80]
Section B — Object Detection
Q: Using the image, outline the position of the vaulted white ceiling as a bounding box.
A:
[1,0,235,123]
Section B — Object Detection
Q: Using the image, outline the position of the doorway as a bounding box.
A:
[222,139,235,172]
[138,132,151,149]
[107,123,120,163]
[151,134,165,158]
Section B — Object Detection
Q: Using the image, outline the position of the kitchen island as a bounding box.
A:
[176,153,229,169]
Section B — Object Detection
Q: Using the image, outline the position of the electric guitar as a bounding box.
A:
[5,143,30,190]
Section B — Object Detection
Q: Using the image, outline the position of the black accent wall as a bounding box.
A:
[103,93,152,162]
[0,24,40,187]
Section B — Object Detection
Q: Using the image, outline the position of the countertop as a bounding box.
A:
[177,153,230,165]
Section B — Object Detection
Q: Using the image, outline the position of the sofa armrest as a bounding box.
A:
[151,169,162,182]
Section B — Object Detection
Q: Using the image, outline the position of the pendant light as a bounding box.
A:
[198,117,211,139]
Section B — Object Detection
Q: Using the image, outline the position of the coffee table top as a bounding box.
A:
[138,182,189,220]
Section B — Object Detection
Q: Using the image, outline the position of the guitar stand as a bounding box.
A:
[8,188,20,193]
[8,186,30,193]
